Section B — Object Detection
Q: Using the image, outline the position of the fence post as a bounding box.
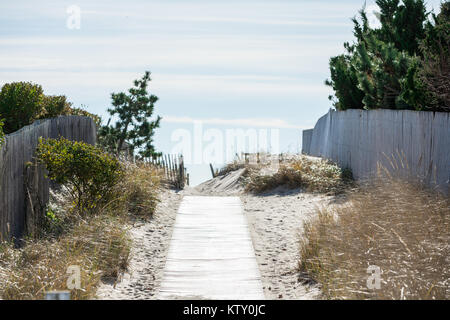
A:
[209,163,215,178]
[178,155,183,189]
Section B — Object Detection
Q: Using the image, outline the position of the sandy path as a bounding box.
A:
[242,187,331,300]
[158,196,264,299]
[97,168,332,300]
[96,188,184,300]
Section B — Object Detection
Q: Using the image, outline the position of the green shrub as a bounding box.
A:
[36,137,123,213]
[34,95,101,126]
[0,82,44,134]
[39,95,72,119]
[0,81,102,134]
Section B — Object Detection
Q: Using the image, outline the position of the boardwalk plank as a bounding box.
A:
[158,196,264,300]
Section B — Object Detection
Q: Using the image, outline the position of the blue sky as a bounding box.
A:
[0,0,444,185]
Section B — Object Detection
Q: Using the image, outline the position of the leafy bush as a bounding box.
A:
[0,81,101,134]
[0,82,44,133]
[36,137,123,213]
[38,95,72,119]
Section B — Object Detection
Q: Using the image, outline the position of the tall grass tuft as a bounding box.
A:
[117,162,163,219]
[216,160,248,177]
[245,155,353,194]
[0,215,131,300]
[299,177,449,299]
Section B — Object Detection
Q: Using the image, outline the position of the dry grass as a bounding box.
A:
[216,152,280,177]
[0,215,131,300]
[0,161,162,300]
[299,177,449,300]
[117,162,163,219]
[216,160,248,177]
[245,155,353,194]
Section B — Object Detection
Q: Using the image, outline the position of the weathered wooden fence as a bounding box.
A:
[302,109,450,194]
[301,129,313,154]
[148,154,189,189]
[0,116,97,241]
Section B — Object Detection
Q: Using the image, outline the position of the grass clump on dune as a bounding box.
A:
[119,162,163,219]
[216,160,248,177]
[298,178,449,300]
[244,155,353,194]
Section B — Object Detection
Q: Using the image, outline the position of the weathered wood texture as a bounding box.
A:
[301,129,313,154]
[304,109,450,194]
[0,116,97,240]
[159,196,265,299]
[148,154,188,189]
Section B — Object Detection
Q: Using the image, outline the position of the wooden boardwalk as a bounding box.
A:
[158,196,265,299]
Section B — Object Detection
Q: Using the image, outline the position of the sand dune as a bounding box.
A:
[98,167,330,299]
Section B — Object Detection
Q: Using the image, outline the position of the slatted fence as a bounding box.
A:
[303,109,450,194]
[148,154,189,189]
[0,116,97,241]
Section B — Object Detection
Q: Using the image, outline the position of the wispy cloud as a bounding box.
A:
[115,15,352,27]
[162,115,308,129]
[0,35,343,74]
[0,71,331,97]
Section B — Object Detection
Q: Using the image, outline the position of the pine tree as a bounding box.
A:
[353,26,413,109]
[326,0,431,111]
[376,0,427,55]
[417,1,450,111]
[325,45,365,110]
[98,71,161,158]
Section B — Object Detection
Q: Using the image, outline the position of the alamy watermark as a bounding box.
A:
[66,5,81,30]
[66,265,81,290]
[366,265,381,290]
[170,121,281,168]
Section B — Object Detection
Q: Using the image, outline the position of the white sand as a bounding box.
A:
[98,165,333,300]
[194,168,246,195]
[242,187,331,299]
[96,188,184,300]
